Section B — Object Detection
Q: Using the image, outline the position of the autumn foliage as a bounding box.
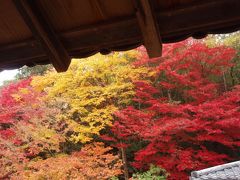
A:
[0,79,65,178]
[17,142,122,180]
[107,42,240,179]
[1,38,240,180]
[31,52,152,144]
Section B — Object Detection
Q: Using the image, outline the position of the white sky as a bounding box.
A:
[0,69,18,85]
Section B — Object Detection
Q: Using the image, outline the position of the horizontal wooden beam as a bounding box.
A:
[13,0,71,72]
[1,0,239,70]
[135,0,162,58]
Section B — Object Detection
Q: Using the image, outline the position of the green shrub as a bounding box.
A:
[132,165,168,180]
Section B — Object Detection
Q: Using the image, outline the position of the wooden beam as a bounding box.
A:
[135,0,162,58]
[13,0,71,72]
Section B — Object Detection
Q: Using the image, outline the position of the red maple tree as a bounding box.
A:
[107,41,239,179]
[0,79,64,178]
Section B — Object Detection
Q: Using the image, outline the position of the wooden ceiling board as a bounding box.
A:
[37,0,99,31]
[156,0,199,9]
[97,0,135,18]
[38,0,137,32]
[0,0,32,44]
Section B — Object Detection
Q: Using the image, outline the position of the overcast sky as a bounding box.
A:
[0,69,18,85]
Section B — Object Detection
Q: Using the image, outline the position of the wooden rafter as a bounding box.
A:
[135,0,162,58]
[13,0,71,72]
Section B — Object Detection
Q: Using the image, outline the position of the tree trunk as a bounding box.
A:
[222,71,227,91]
[230,67,235,86]
[121,147,129,180]
[167,89,172,102]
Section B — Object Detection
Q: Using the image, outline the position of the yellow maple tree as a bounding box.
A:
[32,51,152,143]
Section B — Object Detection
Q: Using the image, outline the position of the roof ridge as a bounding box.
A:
[191,160,240,178]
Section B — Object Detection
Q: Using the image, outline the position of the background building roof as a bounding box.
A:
[190,161,240,180]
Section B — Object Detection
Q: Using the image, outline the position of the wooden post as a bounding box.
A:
[135,0,162,58]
